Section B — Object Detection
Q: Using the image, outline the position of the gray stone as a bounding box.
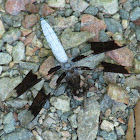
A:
[123,1,132,12]
[104,18,123,33]
[99,131,117,140]
[116,126,125,135]
[73,11,81,17]
[0,53,12,64]
[74,22,81,32]
[130,7,140,21]
[77,97,100,140]
[2,28,21,44]
[42,130,60,140]
[12,41,25,63]
[136,27,140,41]
[19,61,39,72]
[50,95,70,112]
[120,9,129,20]
[90,0,118,14]
[3,112,16,133]
[65,9,73,17]
[71,47,80,57]
[0,76,22,101]
[84,6,98,16]
[99,30,109,42]
[70,0,89,12]
[2,14,13,26]
[1,128,33,140]
[68,114,78,128]
[74,53,105,69]
[48,0,65,8]
[61,28,95,50]
[0,40,4,51]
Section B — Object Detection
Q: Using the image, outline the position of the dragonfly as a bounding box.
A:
[6,18,131,126]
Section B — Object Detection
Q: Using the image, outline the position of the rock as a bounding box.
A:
[106,47,134,67]
[12,41,25,63]
[104,18,123,33]
[116,126,125,135]
[2,28,21,44]
[25,3,39,14]
[21,28,32,36]
[0,76,22,101]
[0,53,12,64]
[50,95,70,112]
[31,35,43,48]
[124,76,140,88]
[99,30,109,42]
[42,130,60,140]
[1,128,33,140]
[42,116,56,128]
[99,131,117,140]
[119,9,129,20]
[107,84,129,104]
[84,6,98,16]
[5,0,36,15]
[68,114,78,128]
[0,40,4,51]
[90,0,118,14]
[22,14,39,28]
[136,27,140,41]
[54,16,78,30]
[77,97,100,140]
[0,20,5,38]
[61,28,95,50]
[122,19,128,29]
[130,7,140,21]
[5,44,13,55]
[3,112,16,133]
[1,13,13,27]
[48,0,65,8]
[134,59,140,73]
[19,61,39,72]
[70,0,89,12]
[101,120,114,132]
[74,53,105,69]
[81,14,106,42]
[24,32,35,46]
[123,1,132,12]
[39,56,55,80]
[65,9,73,17]
[40,3,55,16]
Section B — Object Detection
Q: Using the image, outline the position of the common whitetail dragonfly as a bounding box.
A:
[6,18,133,126]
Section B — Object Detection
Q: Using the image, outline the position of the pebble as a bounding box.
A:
[70,0,89,12]
[0,53,12,64]
[12,41,25,63]
[61,28,95,50]
[120,9,129,20]
[90,0,118,14]
[65,8,73,17]
[48,0,65,8]
[1,128,33,140]
[107,84,129,104]
[68,114,78,128]
[50,95,70,112]
[84,6,98,16]
[0,40,3,51]
[101,120,114,132]
[2,28,21,44]
[99,131,117,140]
[104,18,123,33]
[3,112,16,133]
[0,20,5,38]
[77,97,100,140]
[42,130,60,140]
[99,30,109,42]
[130,7,140,21]
[81,14,107,42]
[115,126,125,135]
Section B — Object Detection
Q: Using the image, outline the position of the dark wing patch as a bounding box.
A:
[48,65,61,75]
[91,41,124,54]
[75,66,92,70]
[29,88,50,118]
[15,71,41,97]
[101,62,129,74]
[71,55,87,62]
[56,72,66,86]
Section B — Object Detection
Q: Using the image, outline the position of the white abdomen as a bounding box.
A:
[41,18,68,63]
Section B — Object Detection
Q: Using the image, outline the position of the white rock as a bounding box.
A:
[100,120,114,132]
